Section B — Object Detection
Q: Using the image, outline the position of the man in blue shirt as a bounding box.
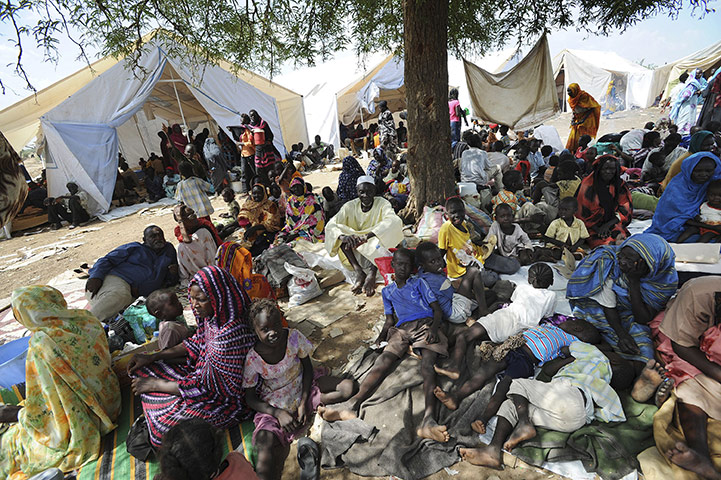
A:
[85,225,178,322]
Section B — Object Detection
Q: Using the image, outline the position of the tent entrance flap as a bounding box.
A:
[40,41,292,214]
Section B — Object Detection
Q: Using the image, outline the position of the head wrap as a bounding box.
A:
[689,130,714,154]
[188,266,250,325]
[646,152,721,241]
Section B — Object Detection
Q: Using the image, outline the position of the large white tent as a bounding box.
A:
[277,48,520,151]
[0,34,308,214]
[553,49,655,114]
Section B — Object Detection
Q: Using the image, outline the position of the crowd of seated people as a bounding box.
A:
[7,108,721,480]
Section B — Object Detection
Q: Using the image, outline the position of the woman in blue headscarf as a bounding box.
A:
[336,156,365,202]
[647,151,721,242]
[567,233,678,370]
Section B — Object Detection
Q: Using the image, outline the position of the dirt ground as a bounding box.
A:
[0,106,665,479]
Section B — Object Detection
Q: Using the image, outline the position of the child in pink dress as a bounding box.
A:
[242,299,357,480]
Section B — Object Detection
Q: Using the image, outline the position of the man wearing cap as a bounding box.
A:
[325,176,403,296]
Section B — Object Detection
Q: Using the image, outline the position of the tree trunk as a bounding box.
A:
[401,0,455,222]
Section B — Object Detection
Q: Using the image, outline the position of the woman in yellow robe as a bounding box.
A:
[0,286,121,479]
[566,83,602,152]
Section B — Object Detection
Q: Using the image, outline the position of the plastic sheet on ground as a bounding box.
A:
[96,197,176,222]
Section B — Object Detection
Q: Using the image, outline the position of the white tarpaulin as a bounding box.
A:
[464,35,559,130]
[656,40,721,101]
[40,43,289,213]
[553,49,655,111]
[0,30,308,154]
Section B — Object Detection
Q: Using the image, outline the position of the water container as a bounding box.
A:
[252,128,266,146]
[0,336,30,389]
[457,182,478,196]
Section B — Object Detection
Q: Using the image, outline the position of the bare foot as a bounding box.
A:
[362,273,376,297]
[631,359,666,402]
[351,269,366,295]
[433,386,458,411]
[417,419,450,443]
[471,420,486,434]
[131,377,171,395]
[459,445,503,469]
[503,419,536,451]
[433,364,460,381]
[317,406,357,422]
[666,441,721,480]
[655,377,675,408]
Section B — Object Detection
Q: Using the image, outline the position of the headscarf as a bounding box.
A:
[3,286,120,476]
[188,266,250,326]
[568,83,602,114]
[282,176,325,242]
[337,156,365,201]
[689,130,714,154]
[238,183,283,232]
[567,233,677,312]
[169,124,188,152]
[367,147,390,179]
[612,234,678,311]
[646,151,721,241]
[582,155,627,223]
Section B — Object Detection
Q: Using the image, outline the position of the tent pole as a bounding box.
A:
[360,106,364,125]
[134,114,150,157]
[169,69,189,140]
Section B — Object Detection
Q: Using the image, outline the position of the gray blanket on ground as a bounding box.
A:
[320,348,494,479]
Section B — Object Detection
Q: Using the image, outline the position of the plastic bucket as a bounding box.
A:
[0,336,30,389]
[252,128,266,146]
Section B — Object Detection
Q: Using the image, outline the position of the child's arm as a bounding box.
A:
[376,314,396,345]
[244,387,300,433]
[426,301,443,344]
[569,238,586,251]
[540,234,566,249]
[297,356,314,425]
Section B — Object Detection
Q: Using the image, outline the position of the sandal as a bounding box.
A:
[297,437,320,480]
[655,376,674,408]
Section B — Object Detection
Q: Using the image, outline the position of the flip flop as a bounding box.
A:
[655,376,675,408]
[297,437,320,480]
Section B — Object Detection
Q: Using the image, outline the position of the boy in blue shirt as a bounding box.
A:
[319,248,450,443]
[415,241,492,326]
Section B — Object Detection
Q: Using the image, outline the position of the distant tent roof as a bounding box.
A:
[0,30,308,153]
[553,49,655,112]
[655,40,721,101]
[275,48,520,152]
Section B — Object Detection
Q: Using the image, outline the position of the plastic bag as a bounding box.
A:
[416,205,445,243]
[123,304,158,344]
[284,262,323,306]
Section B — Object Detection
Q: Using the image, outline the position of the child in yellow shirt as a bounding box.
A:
[541,197,589,260]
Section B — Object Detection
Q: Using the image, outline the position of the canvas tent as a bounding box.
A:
[464,35,558,130]
[654,39,721,102]
[552,49,655,114]
[277,48,519,152]
[0,38,307,214]
[0,34,308,214]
